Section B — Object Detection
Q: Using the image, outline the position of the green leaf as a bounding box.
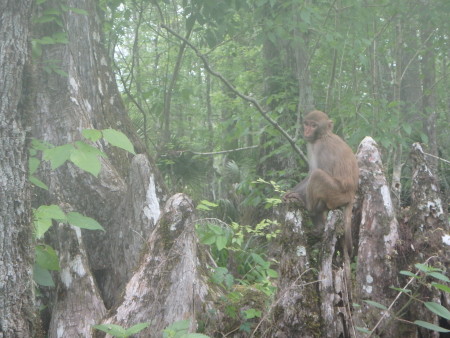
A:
[125,323,151,335]
[267,268,278,278]
[163,319,190,337]
[207,223,224,235]
[66,212,105,231]
[34,217,53,239]
[390,286,411,294]
[431,283,450,293]
[182,334,210,338]
[428,272,450,283]
[43,144,74,169]
[424,302,450,320]
[415,263,437,273]
[35,204,66,220]
[29,157,41,175]
[69,142,102,177]
[30,176,49,190]
[92,324,127,337]
[363,300,388,310]
[355,327,371,334]
[34,205,66,238]
[102,129,136,154]
[414,320,450,333]
[400,270,418,278]
[82,129,102,142]
[243,308,262,319]
[35,245,60,271]
[33,264,55,287]
[215,235,228,251]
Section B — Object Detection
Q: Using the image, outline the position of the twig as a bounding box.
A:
[368,256,437,336]
[423,152,450,165]
[161,24,308,164]
[189,145,258,156]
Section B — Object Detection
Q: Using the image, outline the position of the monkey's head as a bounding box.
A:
[303,110,333,142]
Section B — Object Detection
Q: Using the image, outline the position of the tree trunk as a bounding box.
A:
[99,193,223,337]
[406,143,450,338]
[30,0,167,334]
[0,0,35,336]
[352,137,400,337]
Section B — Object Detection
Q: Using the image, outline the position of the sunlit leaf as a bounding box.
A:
[363,300,388,310]
[102,129,136,154]
[43,144,74,169]
[424,302,450,320]
[66,212,105,231]
[414,320,450,333]
[35,245,60,271]
[125,323,151,335]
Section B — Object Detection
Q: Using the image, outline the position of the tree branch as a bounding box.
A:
[161,24,308,164]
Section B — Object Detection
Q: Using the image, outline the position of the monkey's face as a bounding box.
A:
[303,120,319,141]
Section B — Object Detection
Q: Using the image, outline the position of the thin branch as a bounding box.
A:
[189,145,259,156]
[161,24,308,164]
[423,151,450,165]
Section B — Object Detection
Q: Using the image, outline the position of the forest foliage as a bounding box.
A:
[105,0,449,208]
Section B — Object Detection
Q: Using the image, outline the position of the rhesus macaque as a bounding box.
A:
[284,110,359,256]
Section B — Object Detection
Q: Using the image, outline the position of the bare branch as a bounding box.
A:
[161,24,308,163]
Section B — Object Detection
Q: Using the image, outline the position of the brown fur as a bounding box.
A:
[284,110,359,256]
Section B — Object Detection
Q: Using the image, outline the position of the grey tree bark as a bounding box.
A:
[352,137,400,337]
[0,0,35,336]
[100,193,223,337]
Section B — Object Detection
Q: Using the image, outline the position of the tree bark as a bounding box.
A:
[100,193,223,337]
[406,143,450,338]
[352,137,400,337]
[0,0,35,336]
[30,0,167,334]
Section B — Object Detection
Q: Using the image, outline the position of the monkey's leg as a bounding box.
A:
[307,169,353,210]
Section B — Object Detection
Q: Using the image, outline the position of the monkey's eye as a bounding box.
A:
[304,121,317,128]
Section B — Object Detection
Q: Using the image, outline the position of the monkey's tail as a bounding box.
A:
[343,204,353,257]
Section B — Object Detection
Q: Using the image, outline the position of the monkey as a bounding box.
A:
[283,110,359,257]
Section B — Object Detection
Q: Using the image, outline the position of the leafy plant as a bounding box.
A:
[30,129,135,286]
[195,200,279,333]
[356,261,450,335]
[162,319,210,338]
[92,322,150,337]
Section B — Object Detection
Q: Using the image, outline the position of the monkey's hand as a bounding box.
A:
[282,192,305,206]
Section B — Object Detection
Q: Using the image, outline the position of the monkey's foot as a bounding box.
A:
[282,192,306,207]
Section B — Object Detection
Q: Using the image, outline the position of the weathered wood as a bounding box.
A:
[265,209,321,338]
[352,136,400,337]
[405,143,450,338]
[101,193,222,337]
[48,222,106,338]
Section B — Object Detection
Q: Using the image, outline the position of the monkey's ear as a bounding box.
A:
[328,119,333,131]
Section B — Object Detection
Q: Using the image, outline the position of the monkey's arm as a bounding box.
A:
[283,178,309,205]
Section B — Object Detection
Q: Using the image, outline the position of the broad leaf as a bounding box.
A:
[363,300,388,310]
[30,176,49,190]
[92,324,127,337]
[35,245,60,271]
[424,302,450,320]
[102,128,136,154]
[431,283,450,293]
[125,323,151,335]
[82,128,102,142]
[414,320,450,333]
[43,144,74,169]
[69,143,102,177]
[67,212,104,231]
[33,264,55,287]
